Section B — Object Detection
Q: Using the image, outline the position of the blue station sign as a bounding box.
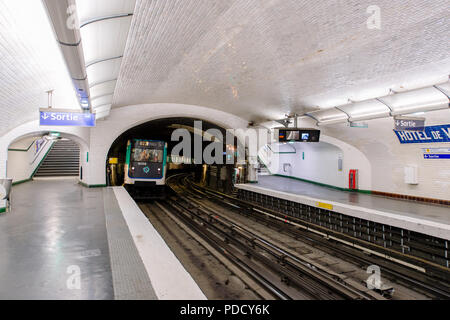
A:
[40,110,95,127]
[423,148,450,159]
[394,124,450,144]
[424,154,450,159]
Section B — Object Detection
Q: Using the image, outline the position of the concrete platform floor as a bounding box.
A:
[0,178,113,299]
[255,175,450,225]
[0,177,203,300]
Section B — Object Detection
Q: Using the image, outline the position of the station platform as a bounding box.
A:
[236,175,450,241]
[0,178,205,300]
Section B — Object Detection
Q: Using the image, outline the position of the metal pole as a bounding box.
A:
[401,229,404,254]
[445,241,448,268]
[46,90,54,108]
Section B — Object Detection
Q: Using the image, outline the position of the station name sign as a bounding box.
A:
[39,109,96,127]
[423,148,450,159]
[394,124,450,144]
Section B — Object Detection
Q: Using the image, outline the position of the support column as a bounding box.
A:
[247,155,258,183]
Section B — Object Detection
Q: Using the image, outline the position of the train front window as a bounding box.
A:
[132,148,163,163]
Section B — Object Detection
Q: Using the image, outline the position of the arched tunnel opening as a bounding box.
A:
[106,117,247,198]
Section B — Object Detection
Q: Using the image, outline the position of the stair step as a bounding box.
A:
[49,149,79,151]
[44,156,78,158]
[43,160,79,163]
[40,168,79,170]
[41,162,79,164]
[35,174,79,176]
[40,166,79,169]
[37,167,79,170]
[35,170,78,172]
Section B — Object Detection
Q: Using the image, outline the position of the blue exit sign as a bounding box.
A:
[40,110,95,127]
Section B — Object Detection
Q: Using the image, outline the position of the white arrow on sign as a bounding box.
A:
[42,113,49,120]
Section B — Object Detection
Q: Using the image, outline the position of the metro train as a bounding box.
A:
[124,139,168,199]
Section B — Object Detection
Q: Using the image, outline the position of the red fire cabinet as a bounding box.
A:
[349,169,358,190]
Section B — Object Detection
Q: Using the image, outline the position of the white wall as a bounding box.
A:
[319,109,450,200]
[273,109,450,200]
[260,139,371,190]
[275,142,344,187]
[7,136,54,183]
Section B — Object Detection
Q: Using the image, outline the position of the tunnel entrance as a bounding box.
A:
[106,117,245,196]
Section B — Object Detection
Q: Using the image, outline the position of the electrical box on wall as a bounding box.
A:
[404,165,418,185]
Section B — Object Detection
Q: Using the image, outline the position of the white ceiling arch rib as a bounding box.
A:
[86,55,124,69]
[86,58,123,86]
[305,84,450,126]
[92,94,114,109]
[75,0,136,119]
[91,91,115,102]
[80,13,134,29]
[76,0,136,23]
[80,17,132,65]
[90,78,118,89]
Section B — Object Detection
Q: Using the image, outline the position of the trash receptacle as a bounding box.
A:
[0,178,12,212]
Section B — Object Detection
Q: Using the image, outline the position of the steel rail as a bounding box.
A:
[166,175,379,300]
[184,175,450,299]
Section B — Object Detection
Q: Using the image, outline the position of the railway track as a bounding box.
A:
[163,174,385,300]
[180,174,450,300]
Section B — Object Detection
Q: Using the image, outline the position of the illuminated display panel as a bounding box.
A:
[278,129,320,142]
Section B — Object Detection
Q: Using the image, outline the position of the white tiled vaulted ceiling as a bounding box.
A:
[0,0,79,136]
[0,0,448,133]
[113,0,450,122]
[76,0,136,119]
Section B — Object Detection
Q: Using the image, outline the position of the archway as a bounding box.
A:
[258,135,372,191]
[7,132,85,183]
[105,116,245,194]
[0,120,90,180]
[85,103,249,186]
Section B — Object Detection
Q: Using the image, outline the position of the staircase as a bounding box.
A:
[34,139,80,177]
[257,160,271,176]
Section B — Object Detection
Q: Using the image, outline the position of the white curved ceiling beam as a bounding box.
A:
[92,94,114,108]
[80,13,133,28]
[86,55,123,68]
[89,78,118,90]
[80,17,131,66]
[76,0,136,23]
